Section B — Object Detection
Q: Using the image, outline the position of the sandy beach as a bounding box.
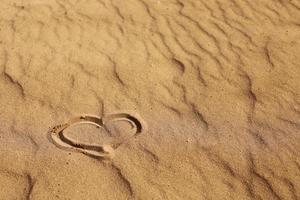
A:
[0,0,300,199]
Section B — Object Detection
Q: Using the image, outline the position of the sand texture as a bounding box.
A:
[0,0,300,199]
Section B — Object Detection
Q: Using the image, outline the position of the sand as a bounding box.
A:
[0,0,299,199]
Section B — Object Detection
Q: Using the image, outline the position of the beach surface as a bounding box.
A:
[0,0,300,199]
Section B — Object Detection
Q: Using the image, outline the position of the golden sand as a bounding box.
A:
[0,0,300,199]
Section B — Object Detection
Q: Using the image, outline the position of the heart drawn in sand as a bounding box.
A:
[48,112,146,159]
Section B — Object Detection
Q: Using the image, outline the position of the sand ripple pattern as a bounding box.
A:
[0,0,299,199]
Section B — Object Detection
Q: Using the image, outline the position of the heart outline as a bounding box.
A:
[48,112,146,159]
